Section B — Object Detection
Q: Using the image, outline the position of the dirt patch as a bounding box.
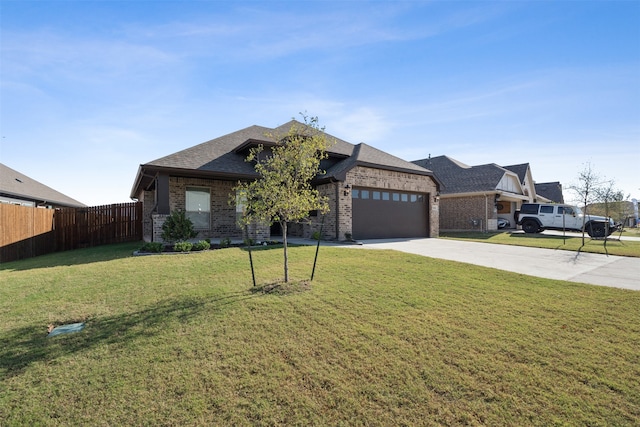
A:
[251,280,312,295]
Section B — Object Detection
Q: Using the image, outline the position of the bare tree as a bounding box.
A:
[593,179,623,254]
[569,162,603,247]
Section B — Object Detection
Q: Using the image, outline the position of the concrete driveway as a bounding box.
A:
[330,238,640,291]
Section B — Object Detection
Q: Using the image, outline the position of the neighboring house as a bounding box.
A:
[0,163,86,208]
[130,120,440,242]
[412,156,538,231]
[534,182,564,203]
[503,163,537,202]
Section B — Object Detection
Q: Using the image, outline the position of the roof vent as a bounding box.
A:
[15,178,23,183]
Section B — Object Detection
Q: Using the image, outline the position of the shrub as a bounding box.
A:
[161,210,197,243]
[139,242,164,253]
[344,232,352,241]
[192,240,210,251]
[311,231,321,241]
[220,237,232,248]
[173,241,193,252]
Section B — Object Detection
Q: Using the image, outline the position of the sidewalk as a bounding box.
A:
[291,238,640,291]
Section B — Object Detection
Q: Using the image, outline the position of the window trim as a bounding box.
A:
[185,186,211,231]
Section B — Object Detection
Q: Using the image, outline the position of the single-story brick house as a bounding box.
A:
[130,120,441,242]
[0,163,86,208]
[412,156,539,231]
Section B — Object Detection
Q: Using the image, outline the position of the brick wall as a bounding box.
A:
[143,167,441,242]
[344,166,440,238]
[287,182,341,240]
[439,195,498,231]
[167,177,243,240]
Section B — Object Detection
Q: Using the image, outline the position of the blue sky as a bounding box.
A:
[1,0,639,206]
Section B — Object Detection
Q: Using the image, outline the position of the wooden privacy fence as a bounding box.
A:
[1,204,55,262]
[1,202,142,263]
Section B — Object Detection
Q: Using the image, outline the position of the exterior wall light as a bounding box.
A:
[343,184,351,196]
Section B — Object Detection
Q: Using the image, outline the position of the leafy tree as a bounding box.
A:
[234,115,332,283]
[161,210,197,243]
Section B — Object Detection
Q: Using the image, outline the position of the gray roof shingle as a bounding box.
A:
[535,182,564,203]
[0,163,86,207]
[412,155,506,194]
[503,163,530,184]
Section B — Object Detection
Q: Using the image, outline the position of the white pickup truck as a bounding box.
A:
[515,203,617,238]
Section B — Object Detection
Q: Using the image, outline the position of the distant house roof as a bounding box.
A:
[0,163,86,208]
[535,182,564,203]
[131,120,436,197]
[412,155,509,194]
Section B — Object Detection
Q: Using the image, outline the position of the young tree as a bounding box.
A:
[593,180,626,249]
[569,162,603,247]
[234,115,332,283]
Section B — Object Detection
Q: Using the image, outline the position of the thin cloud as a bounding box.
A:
[118,2,507,62]
[2,29,178,85]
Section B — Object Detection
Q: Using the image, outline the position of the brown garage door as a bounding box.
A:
[352,188,429,239]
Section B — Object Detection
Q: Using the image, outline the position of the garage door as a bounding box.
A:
[352,188,429,239]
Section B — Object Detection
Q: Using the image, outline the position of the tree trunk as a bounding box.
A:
[282,220,289,283]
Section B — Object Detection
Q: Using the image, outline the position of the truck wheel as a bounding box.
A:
[522,219,540,234]
[587,223,606,238]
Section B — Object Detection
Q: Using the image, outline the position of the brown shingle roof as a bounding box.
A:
[132,120,436,197]
[146,125,272,175]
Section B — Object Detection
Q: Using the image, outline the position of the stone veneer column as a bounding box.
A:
[152,214,169,242]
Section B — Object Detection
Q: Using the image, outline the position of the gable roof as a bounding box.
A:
[503,163,530,184]
[412,155,508,194]
[131,120,436,197]
[0,163,86,207]
[322,142,436,182]
[535,182,564,203]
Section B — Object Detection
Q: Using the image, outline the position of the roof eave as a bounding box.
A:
[0,190,85,208]
[130,164,260,198]
[440,190,528,201]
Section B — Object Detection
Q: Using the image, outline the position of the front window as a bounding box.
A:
[236,190,246,228]
[186,187,210,230]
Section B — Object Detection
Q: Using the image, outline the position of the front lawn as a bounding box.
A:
[441,231,640,257]
[1,243,639,425]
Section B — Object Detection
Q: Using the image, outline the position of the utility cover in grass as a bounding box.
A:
[47,322,85,337]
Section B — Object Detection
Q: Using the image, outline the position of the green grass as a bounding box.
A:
[1,242,639,426]
[621,227,640,237]
[441,231,640,257]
